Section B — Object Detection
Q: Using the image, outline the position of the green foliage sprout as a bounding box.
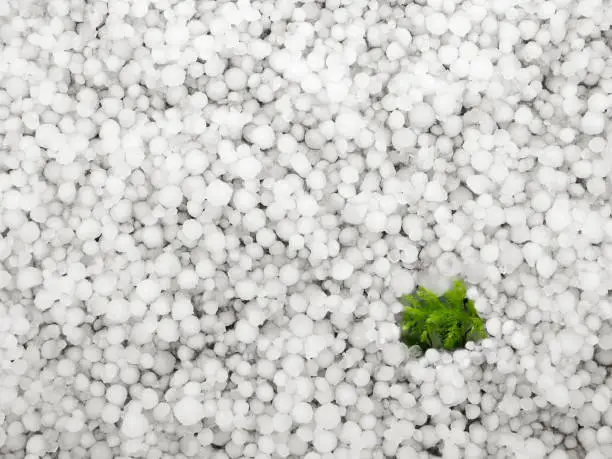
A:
[399,279,487,351]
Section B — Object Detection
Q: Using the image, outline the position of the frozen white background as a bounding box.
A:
[0,0,611,458]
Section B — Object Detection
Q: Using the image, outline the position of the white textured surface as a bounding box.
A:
[0,0,611,458]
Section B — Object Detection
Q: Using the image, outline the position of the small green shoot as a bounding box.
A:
[398,279,487,352]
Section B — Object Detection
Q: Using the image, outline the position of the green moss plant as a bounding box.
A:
[398,279,487,351]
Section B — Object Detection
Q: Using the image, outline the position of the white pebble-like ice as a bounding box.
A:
[205,179,234,207]
[1,0,611,458]
[120,404,150,438]
[173,396,205,426]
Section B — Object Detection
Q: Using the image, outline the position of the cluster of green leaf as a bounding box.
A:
[398,279,487,351]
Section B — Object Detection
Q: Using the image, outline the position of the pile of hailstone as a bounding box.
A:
[0,0,611,458]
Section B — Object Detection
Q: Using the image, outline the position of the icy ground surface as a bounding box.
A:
[0,0,611,458]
